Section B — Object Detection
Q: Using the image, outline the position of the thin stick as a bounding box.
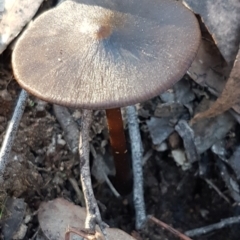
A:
[79,109,108,237]
[65,226,98,240]
[0,89,28,182]
[102,169,121,198]
[185,215,240,237]
[30,226,40,240]
[126,105,146,229]
[148,215,193,240]
[105,108,131,194]
[90,145,120,198]
[68,177,85,207]
[204,178,231,204]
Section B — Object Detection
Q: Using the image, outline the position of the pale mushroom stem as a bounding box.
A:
[105,108,132,194]
[79,109,108,236]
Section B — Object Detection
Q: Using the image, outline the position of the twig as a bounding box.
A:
[65,226,103,240]
[79,109,108,237]
[185,215,240,237]
[68,177,85,207]
[90,145,120,198]
[53,104,79,154]
[148,215,193,240]
[204,178,231,204]
[0,89,28,182]
[101,169,121,198]
[126,105,146,229]
[30,226,40,240]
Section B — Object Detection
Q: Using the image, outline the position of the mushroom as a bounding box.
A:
[12,0,200,235]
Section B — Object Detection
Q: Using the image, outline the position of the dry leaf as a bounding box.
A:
[183,0,240,64]
[184,0,240,120]
[229,146,240,181]
[193,47,240,121]
[187,39,230,96]
[191,98,235,153]
[38,198,136,240]
[1,198,26,240]
[0,0,44,54]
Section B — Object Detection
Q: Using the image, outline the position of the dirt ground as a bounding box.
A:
[1,45,240,240]
[0,1,240,237]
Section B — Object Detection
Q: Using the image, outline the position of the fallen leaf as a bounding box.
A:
[1,198,26,240]
[175,120,200,163]
[191,98,235,153]
[147,117,174,146]
[0,0,44,54]
[187,39,230,96]
[193,47,240,121]
[183,0,240,64]
[38,198,136,240]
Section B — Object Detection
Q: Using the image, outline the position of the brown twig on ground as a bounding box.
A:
[148,215,193,240]
[184,215,240,237]
[65,226,103,240]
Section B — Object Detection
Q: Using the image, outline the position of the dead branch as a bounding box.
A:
[148,215,193,240]
[79,109,108,238]
[126,105,146,229]
[185,215,240,237]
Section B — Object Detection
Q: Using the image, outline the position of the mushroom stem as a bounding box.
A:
[79,109,108,235]
[105,108,132,194]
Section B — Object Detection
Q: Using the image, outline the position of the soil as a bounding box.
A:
[1,1,240,237]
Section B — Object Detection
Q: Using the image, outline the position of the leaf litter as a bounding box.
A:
[1,0,240,239]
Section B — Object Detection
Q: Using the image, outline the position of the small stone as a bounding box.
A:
[171,149,191,171]
[57,134,66,146]
[12,224,28,240]
[154,142,168,152]
[168,132,181,149]
[24,215,32,224]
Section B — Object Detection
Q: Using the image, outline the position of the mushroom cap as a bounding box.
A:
[12,0,200,109]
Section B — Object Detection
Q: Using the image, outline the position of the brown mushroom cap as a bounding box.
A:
[12,0,200,109]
